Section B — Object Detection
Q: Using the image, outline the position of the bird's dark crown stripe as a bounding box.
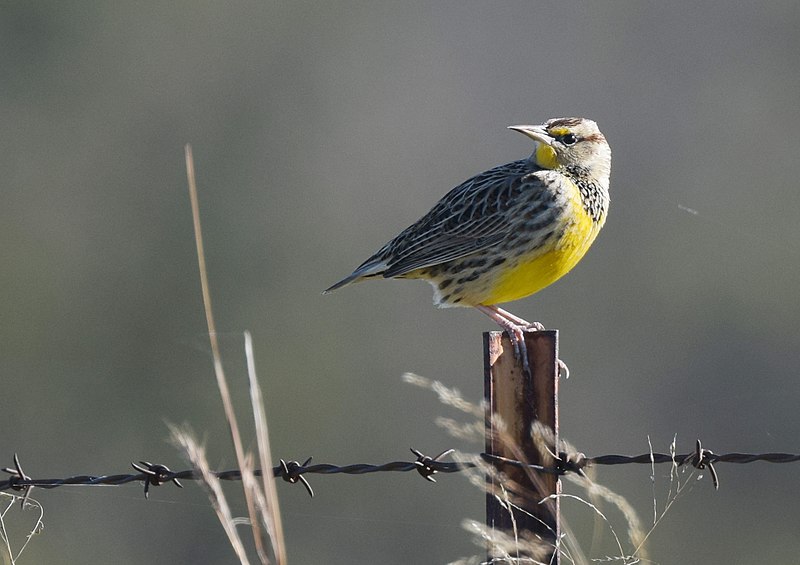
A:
[548,117,583,129]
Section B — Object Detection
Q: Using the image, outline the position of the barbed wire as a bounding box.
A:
[2,441,798,500]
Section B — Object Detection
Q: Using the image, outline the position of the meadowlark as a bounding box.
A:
[324,117,611,373]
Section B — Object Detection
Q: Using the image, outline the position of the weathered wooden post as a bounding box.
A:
[484,330,561,564]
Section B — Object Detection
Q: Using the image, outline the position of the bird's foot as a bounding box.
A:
[505,323,533,376]
[475,305,542,376]
[475,305,568,378]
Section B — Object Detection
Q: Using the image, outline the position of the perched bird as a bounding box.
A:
[324,117,611,373]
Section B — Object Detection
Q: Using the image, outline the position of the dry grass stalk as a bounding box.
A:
[184,145,285,564]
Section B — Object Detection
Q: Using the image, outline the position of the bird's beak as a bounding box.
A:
[508,125,553,146]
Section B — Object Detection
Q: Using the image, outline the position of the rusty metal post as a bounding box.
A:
[484,330,560,564]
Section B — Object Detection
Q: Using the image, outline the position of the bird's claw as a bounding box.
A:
[507,327,532,377]
[507,325,569,379]
[558,358,570,379]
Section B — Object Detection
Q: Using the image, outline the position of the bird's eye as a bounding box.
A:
[560,133,578,146]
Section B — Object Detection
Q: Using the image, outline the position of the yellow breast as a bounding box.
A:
[480,188,602,305]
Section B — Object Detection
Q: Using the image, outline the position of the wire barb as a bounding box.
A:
[277,458,314,497]
[1,453,34,508]
[558,451,589,476]
[411,448,455,482]
[681,440,719,490]
[131,461,184,499]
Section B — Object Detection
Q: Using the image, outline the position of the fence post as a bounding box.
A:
[484,330,561,564]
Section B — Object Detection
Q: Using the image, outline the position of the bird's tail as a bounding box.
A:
[322,260,387,294]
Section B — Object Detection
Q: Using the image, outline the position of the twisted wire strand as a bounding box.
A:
[2,444,798,498]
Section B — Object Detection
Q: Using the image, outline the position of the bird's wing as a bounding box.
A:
[382,162,552,277]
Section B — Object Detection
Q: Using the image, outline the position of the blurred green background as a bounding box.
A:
[2,2,799,563]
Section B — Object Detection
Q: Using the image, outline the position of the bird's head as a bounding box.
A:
[509,117,611,184]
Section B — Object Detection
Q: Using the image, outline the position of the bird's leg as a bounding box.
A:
[487,306,544,331]
[489,306,573,377]
[475,305,569,378]
[475,305,539,375]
